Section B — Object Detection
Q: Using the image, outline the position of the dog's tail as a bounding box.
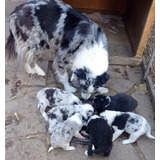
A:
[5,30,17,62]
[146,123,155,139]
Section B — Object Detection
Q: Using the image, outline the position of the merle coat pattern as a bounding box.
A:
[93,93,138,114]
[100,110,155,144]
[6,0,109,99]
[85,115,113,157]
[48,113,83,152]
[47,103,94,135]
[36,87,82,121]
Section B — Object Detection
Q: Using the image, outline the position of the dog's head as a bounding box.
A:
[71,68,110,100]
[93,95,111,114]
[79,104,94,122]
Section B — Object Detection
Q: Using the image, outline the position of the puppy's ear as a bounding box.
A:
[74,69,86,79]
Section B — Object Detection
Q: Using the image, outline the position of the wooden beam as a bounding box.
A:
[109,56,142,66]
[135,0,155,57]
[63,0,126,13]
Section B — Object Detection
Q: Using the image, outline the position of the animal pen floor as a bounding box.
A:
[5,0,155,160]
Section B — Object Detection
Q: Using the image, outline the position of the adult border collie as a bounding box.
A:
[6,0,110,99]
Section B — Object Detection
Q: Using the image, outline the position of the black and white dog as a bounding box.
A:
[48,113,83,152]
[47,103,94,135]
[36,87,82,121]
[100,110,155,144]
[93,93,138,114]
[85,115,113,157]
[6,0,110,99]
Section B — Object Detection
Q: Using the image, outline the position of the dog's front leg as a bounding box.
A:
[53,58,77,92]
[85,141,94,156]
[58,72,77,92]
[112,126,124,141]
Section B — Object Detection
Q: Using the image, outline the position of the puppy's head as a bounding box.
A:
[80,104,94,121]
[93,95,111,114]
[71,68,110,100]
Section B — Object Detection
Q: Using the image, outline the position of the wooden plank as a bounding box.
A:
[142,57,155,108]
[109,56,142,66]
[63,0,126,13]
[124,0,155,57]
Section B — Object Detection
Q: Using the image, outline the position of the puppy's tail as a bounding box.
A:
[5,30,17,62]
[146,123,155,139]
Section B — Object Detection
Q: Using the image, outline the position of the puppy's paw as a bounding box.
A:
[122,140,131,145]
[48,146,53,152]
[97,87,108,94]
[42,112,49,121]
[84,150,88,156]
[66,146,75,150]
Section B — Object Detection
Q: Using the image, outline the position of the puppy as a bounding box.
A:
[47,104,94,134]
[48,113,83,152]
[36,87,82,121]
[93,93,138,114]
[6,0,110,99]
[100,110,155,144]
[85,115,113,157]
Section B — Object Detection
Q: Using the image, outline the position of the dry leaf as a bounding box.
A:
[14,112,19,120]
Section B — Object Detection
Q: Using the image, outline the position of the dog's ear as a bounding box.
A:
[95,72,110,86]
[102,73,110,84]
[74,69,86,79]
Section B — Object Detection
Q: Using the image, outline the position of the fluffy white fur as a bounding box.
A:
[100,110,155,144]
[72,43,108,77]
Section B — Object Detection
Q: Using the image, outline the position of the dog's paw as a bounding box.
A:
[97,87,108,94]
[84,150,88,156]
[65,86,77,93]
[48,146,53,152]
[42,113,49,121]
[122,140,131,145]
[34,64,46,76]
[65,146,75,150]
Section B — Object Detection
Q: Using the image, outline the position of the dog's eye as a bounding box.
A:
[80,84,88,90]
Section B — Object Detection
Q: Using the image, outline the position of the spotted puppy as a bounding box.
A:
[85,115,113,157]
[6,0,110,99]
[100,110,155,144]
[36,87,82,121]
[47,104,94,135]
[48,113,83,152]
[93,93,138,114]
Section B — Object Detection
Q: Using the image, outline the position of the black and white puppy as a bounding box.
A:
[6,0,110,99]
[36,87,82,121]
[85,115,113,157]
[47,104,94,135]
[93,93,138,114]
[100,110,155,144]
[48,113,83,152]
